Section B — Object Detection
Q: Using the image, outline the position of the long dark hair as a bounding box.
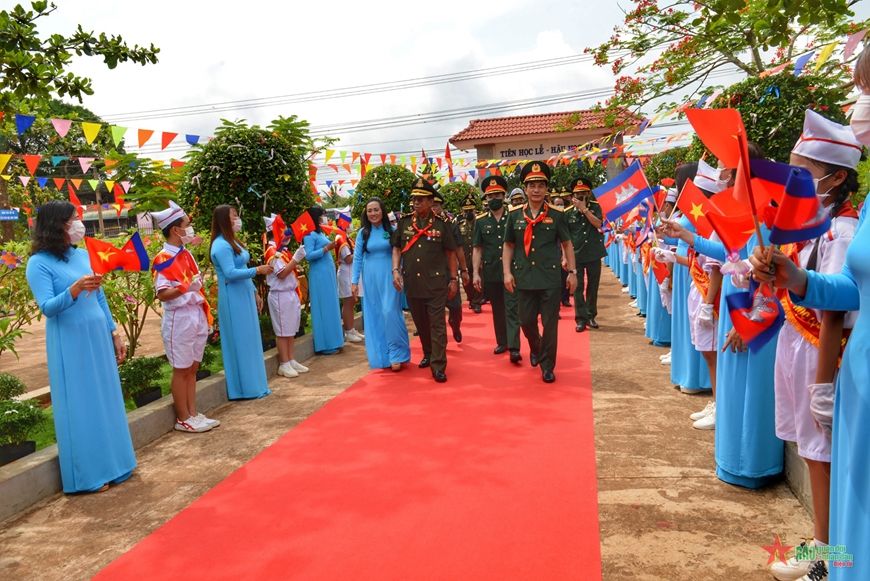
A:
[308,206,325,234]
[360,197,392,253]
[210,204,243,255]
[817,161,860,214]
[32,201,76,260]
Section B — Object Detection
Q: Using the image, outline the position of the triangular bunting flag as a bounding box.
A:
[351,152,359,165]
[0,154,10,174]
[50,155,68,166]
[390,155,396,164]
[170,159,185,169]
[15,114,36,135]
[111,125,128,146]
[87,179,100,191]
[23,154,41,176]
[53,178,65,190]
[0,175,10,181]
[19,176,30,187]
[185,134,200,146]
[104,158,119,171]
[81,122,102,144]
[328,164,338,173]
[78,157,95,173]
[379,154,386,165]
[324,149,335,164]
[793,50,815,76]
[339,151,347,163]
[121,181,131,193]
[138,128,154,148]
[70,178,83,190]
[342,163,351,173]
[36,177,48,188]
[813,42,837,72]
[104,180,115,192]
[844,30,867,60]
[161,132,178,150]
[51,118,73,138]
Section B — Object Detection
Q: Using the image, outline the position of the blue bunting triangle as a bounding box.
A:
[185,134,200,146]
[36,177,48,188]
[15,114,36,135]
[51,155,68,167]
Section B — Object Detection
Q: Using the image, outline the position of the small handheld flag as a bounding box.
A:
[85,232,150,275]
[336,212,351,231]
[594,160,656,222]
[290,211,316,243]
[751,160,831,245]
[725,280,784,353]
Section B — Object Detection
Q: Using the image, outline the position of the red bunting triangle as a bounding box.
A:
[161,132,178,150]
[327,164,338,173]
[23,154,42,176]
[342,163,351,173]
[53,177,65,190]
[351,152,359,165]
[138,128,154,148]
[379,154,386,165]
[68,185,84,219]
[170,159,185,169]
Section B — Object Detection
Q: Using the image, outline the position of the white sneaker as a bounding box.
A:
[621,286,630,293]
[690,401,715,421]
[659,351,671,361]
[195,413,220,428]
[175,416,211,433]
[797,559,828,581]
[680,385,708,394]
[692,409,716,430]
[351,328,365,339]
[277,362,299,378]
[344,330,363,343]
[629,300,638,308]
[769,541,815,581]
[289,359,309,373]
[660,353,672,365]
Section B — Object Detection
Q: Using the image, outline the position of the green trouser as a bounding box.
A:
[407,293,448,374]
[505,286,522,351]
[483,282,507,348]
[517,287,561,372]
[574,258,602,323]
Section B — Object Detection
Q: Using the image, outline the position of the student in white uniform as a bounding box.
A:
[336,231,362,343]
[152,201,219,434]
[263,214,309,378]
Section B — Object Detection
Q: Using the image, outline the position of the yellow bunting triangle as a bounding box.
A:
[814,42,837,72]
[0,153,11,174]
[104,180,115,191]
[81,122,102,144]
[325,149,334,164]
[0,175,11,181]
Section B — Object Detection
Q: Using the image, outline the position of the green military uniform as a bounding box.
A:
[391,179,457,380]
[565,178,607,330]
[504,162,574,380]
[472,175,523,358]
[438,192,464,343]
[455,193,484,313]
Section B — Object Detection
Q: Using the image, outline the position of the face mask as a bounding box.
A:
[232,218,242,233]
[813,173,834,199]
[487,198,504,211]
[66,219,86,244]
[180,226,196,244]
[851,93,870,145]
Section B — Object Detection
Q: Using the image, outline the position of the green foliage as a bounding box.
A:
[0,1,159,111]
[351,164,417,218]
[586,0,864,114]
[117,356,164,399]
[0,399,46,445]
[0,240,41,359]
[104,152,182,215]
[856,156,870,205]
[439,182,481,215]
[179,118,317,235]
[686,73,850,164]
[549,161,607,192]
[0,372,26,400]
[643,146,693,185]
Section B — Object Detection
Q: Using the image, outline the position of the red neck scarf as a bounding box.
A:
[522,204,548,256]
[401,213,434,254]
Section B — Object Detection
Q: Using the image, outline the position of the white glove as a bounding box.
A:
[808,383,835,437]
[720,257,751,276]
[292,246,306,263]
[187,275,203,293]
[697,303,715,326]
[731,272,751,289]
[653,248,676,264]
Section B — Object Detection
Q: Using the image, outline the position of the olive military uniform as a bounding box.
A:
[565,179,607,328]
[445,216,464,341]
[455,195,484,313]
[391,183,457,377]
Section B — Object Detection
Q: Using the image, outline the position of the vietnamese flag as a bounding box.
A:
[270,213,288,246]
[685,108,748,169]
[290,210,316,243]
[676,180,718,238]
[706,211,757,254]
[652,259,670,285]
[726,280,784,353]
[85,232,150,275]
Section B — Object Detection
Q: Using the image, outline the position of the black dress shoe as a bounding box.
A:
[575,322,587,333]
[493,345,508,354]
[509,350,522,364]
[530,352,539,367]
[452,325,462,343]
[433,370,447,383]
[542,369,556,383]
[588,319,599,329]
[472,305,482,314]
[418,357,431,368]
[561,300,571,307]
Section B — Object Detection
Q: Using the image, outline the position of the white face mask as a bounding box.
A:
[232,217,242,233]
[850,93,870,145]
[66,219,86,244]
[813,172,834,199]
[180,226,196,244]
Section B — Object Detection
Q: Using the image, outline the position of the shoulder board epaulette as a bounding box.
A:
[476,211,488,220]
[508,204,523,212]
[548,204,565,212]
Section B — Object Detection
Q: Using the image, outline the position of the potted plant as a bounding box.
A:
[259,312,276,351]
[197,345,217,381]
[118,356,165,408]
[0,400,45,466]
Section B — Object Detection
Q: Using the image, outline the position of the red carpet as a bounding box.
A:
[98,304,601,580]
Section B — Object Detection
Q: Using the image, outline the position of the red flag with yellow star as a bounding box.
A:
[676,180,717,238]
[290,211,316,243]
[84,232,150,275]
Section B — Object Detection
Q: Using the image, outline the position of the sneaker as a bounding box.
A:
[277,362,299,378]
[629,300,638,308]
[798,559,828,581]
[659,351,671,361]
[692,409,716,430]
[174,416,211,433]
[621,286,629,293]
[690,401,715,421]
[344,330,363,343]
[351,328,365,339]
[660,353,672,365]
[680,386,708,394]
[770,541,815,581]
[289,360,309,373]
[195,413,220,428]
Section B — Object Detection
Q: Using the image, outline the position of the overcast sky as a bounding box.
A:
[34,0,870,183]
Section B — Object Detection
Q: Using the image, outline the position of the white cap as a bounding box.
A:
[509,187,525,199]
[693,158,727,193]
[387,211,397,222]
[151,200,186,230]
[664,187,678,203]
[792,109,863,169]
[263,213,277,230]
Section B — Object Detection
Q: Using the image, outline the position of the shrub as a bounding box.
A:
[0,400,46,446]
[117,356,165,400]
[351,164,417,219]
[439,182,481,216]
[0,372,26,401]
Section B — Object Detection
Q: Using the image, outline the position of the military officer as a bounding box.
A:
[391,179,458,383]
[503,162,577,383]
[472,175,525,363]
[432,190,468,343]
[455,193,484,314]
[509,187,525,207]
[565,177,606,332]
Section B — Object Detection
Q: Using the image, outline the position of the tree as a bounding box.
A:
[643,146,692,186]
[351,164,417,218]
[0,1,159,112]
[178,117,321,235]
[439,182,481,216]
[549,160,607,192]
[586,0,866,119]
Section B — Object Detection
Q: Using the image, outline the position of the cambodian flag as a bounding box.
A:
[594,160,656,223]
[752,159,831,244]
[725,280,784,353]
[336,212,351,231]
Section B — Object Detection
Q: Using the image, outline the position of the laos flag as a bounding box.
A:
[751,159,831,244]
[725,280,784,353]
[594,160,656,223]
